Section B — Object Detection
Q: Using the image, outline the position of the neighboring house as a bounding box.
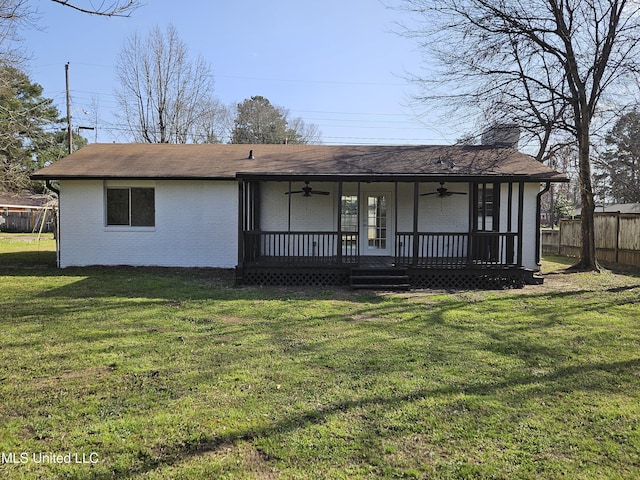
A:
[575,203,640,216]
[32,142,567,289]
[0,192,54,233]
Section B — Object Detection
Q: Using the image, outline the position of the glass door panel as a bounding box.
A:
[340,195,358,255]
[365,194,389,254]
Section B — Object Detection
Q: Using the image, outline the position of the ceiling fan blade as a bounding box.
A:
[314,191,330,195]
[421,180,468,197]
[285,190,305,195]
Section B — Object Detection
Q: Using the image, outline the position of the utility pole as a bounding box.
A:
[65,62,73,155]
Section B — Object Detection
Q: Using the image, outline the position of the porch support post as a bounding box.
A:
[468,182,475,266]
[412,181,419,266]
[517,181,525,267]
[394,180,399,262]
[287,180,292,257]
[507,182,514,264]
[481,182,488,231]
[337,180,343,264]
[287,180,292,233]
[357,181,361,259]
[237,179,245,270]
[251,181,261,231]
[507,183,513,231]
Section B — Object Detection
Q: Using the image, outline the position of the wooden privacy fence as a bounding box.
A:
[0,210,55,233]
[542,212,640,268]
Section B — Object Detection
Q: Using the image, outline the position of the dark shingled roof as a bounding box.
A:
[32,143,568,182]
[0,192,51,208]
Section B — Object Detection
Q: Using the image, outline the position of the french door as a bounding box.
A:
[340,191,393,257]
[363,193,391,256]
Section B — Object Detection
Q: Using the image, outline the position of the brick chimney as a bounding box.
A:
[481,123,521,149]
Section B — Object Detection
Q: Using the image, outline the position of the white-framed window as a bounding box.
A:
[340,195,358,232]
[105,187,155,227]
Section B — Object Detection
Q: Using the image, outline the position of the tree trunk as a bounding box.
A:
[572,126,600,271]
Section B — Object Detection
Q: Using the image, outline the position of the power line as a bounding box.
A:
[216,74,408,87]
[94,123,448,145]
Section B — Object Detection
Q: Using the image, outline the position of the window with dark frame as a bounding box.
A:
[473,183,500,262]
[106,187,155,227]
[474,183,498,231]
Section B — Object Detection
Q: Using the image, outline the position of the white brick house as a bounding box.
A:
[33,143,567,289]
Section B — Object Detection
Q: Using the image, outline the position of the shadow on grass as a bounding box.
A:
[544,256,640,279]
[2,264,395,316]
[4,258,640,477]
[0,251,57,268]
[94,356,640,479]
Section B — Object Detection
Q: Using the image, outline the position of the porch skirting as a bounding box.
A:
[407,268,530,290]
[236,264,537,290]
[237,265,351,288]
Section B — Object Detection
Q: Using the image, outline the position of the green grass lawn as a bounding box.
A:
[1,235,639,479]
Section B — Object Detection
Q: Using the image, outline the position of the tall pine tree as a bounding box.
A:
[596,110,640,204]
[0,66,65,192]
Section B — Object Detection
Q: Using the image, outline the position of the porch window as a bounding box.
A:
[340,195,358,232]
[475,183,498,231]
[340,195,358,253]
[106,187,155,227]
[473,183,500,262]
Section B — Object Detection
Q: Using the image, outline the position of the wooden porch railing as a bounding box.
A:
[244,231,359,264]
[395,232,518,267]
[243,231,518,268]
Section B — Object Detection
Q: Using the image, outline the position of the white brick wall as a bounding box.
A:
[260,181,472,233]
[58,180,238,268]
[260,181,336,231]
[522,183,541,270]
[418,182,470,232]
[57,179,541,271]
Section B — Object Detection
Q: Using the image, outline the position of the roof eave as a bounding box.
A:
[32,173,569,183]
[30,174,236,181]
[236,172,569,182]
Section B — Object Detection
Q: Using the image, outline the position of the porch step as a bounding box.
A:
[350,268,411,291]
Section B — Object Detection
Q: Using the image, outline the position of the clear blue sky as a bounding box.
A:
[25,0,469,145]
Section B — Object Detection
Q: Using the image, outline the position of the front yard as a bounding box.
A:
[1,235,639,479]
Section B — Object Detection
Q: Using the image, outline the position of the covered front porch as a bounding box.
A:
[236,176,542,289]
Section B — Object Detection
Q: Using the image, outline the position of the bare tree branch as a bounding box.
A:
[49,0,142,17]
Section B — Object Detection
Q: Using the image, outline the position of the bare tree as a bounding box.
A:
[0,0,35,67]
[189,98,232,144]
[114,24,219,144]
[400,0,640,271]
[287,116,322,145]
